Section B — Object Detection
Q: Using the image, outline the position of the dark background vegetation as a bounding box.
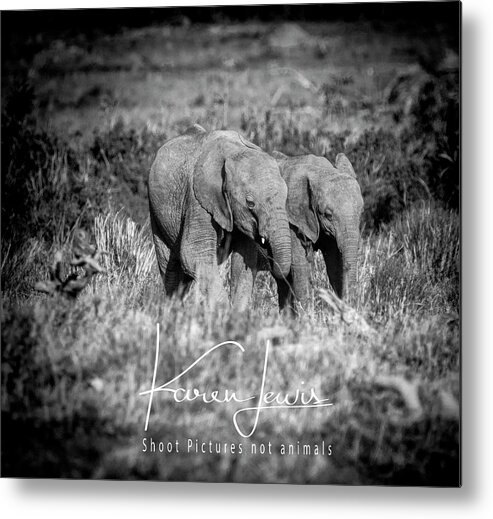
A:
[1,3,460,484]
[1,2,460,252]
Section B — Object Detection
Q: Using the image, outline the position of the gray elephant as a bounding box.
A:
[230,151,364,313]
[148,124,292,304]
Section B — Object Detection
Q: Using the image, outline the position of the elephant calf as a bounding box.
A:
[230,151,364,313]
[148,125,292,303]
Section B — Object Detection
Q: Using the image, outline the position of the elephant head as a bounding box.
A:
[193,134,291,279]
[275,152,363,299]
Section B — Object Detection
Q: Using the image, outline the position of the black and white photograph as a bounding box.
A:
[1,1,460,486]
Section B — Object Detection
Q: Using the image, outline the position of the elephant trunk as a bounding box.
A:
[266,212,291,279]
[339,222,360,302]
[341,240,358,302]
[323,221,359,302]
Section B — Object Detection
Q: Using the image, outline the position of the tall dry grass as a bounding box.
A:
[2,202,459,483]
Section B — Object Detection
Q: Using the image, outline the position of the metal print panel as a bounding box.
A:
[1,2,461,485]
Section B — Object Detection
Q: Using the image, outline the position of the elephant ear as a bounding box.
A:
[193,143,234,232]
[282,164,320,244]
[335,153,357,178]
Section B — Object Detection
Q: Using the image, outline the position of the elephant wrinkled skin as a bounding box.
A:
[148,125,292,303]
[230,151,364,313]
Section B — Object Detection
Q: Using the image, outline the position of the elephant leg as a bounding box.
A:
[151,216,173,295]
[165,251,190,296]
[230,236,258,311]
[150,212,189,297]
[180,204,228,303]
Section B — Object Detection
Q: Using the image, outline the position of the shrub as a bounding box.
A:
[93,211,155,285]
[411,73,459,209]
[359,202,459,319]
[1,91,108,250]
[240,109,347,156]
[342,129,432,232]
[2,85,166,260]
[89,118,167,224]
[240,108,456,233]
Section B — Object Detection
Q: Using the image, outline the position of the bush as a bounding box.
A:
[89,118,166,201]
[411,73,459,209]
[1,85,166,258]
[360,203,459,319]
[241,106,458,234]
[343,129,432,232]
[1,92,108,250]
[240,109,347,156]
[93,211,155,286]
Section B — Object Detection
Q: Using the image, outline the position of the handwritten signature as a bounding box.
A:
[140,324,333,438]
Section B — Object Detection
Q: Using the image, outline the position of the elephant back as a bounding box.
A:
[277,154,339,179]
[183,124,206,136]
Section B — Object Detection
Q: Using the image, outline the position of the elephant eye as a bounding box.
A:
[325,209,333,220]
[246,198,255,210]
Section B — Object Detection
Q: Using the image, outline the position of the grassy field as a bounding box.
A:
[1,15,459,484]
